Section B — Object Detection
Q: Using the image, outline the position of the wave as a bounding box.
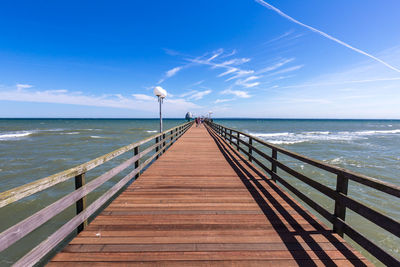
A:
[90,135,104,139]
[353,129,400,135]
[248,128,399,145]
[251,132,289,137]
[146,130,158,133]
[0,131,34,140]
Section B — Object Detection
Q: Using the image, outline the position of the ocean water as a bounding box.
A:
[0,118,399,265]
[213,119,400,265]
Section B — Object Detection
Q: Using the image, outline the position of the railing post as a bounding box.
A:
[271,149,277,182]
[162,133,166,153]
[229,130,232,145]
[155,136,159,159]
[333,173,349,237]
[75,173,87,233]
[249,137,253,162]
[236,132,240,150]
[134,146,140,179]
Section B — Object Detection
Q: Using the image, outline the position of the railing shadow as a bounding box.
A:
[205,125,367,267]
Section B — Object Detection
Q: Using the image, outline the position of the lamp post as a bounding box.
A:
[153,86,167,133]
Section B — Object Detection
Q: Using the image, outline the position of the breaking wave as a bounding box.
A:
[248,129,400,145]
[0,131,34,140]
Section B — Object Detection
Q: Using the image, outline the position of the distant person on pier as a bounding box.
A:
[195,117,199,127]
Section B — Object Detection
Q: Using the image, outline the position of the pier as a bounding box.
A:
[1,122,399,266]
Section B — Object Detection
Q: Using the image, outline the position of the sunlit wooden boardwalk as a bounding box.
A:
[49,124,370,266]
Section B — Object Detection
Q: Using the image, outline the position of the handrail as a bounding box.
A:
[206,121,400,266]
[0,122,192,208]
[0,121,193,266]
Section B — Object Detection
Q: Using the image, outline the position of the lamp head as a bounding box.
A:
[153,86,167,98]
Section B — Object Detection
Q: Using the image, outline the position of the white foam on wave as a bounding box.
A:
[248,128,400,145]
[90,135,104,139]
[0,131,34,140]
[63,132,80,135]
[146,130,158,133]
[353,129,400,135]
[249,130,364,145]
[304,131,330,135]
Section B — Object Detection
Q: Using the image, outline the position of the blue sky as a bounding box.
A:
[1,0,400,118]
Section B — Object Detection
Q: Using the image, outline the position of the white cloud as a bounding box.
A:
[158,66,184,84]
[186,49,254,82]
[0,85,200,113]
[255,0,400,73]
[191,80,204,86]
[267,65,304,76]
[132,94,157,101]
[235,76,261,88]
[219,58,251,67]
[263,46,400,118]
[207,49,224,62]
[226,70,255,81]
[188,89,212,100]
[264,30,294,44]
[281,77,400,89]
[221,89,251,98]
[16,84,33,91]
[218,67,238,77]
[166,66,182,78]
[179,90,198,98]
[257,58,295,74]
[214,98,234,104]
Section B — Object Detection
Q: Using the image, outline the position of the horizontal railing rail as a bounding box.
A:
[206,121,400,266]
[0,121,193,266]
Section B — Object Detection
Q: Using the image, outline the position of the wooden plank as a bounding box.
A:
[47,259,372,267]
[48,124,368,266]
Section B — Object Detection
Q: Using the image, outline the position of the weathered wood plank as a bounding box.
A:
[48,124,368,266]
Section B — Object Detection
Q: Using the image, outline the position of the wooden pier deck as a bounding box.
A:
[49,124,370,266]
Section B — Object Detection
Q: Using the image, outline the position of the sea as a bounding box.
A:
[0,118,399,265]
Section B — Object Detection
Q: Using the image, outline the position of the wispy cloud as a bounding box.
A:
[186,49,254,83]
[16,83,33,91]
[190,80,204,86]
[257,58,295,74]
[179,90,197,98]
[0,84,199,113]
[218,68,238,77]
[264,30,294,44]
[225,70,255,81]
[235,76,261,88]
[221,89,251,98]
[132,94,157,101]
[214,98,234,104]
[166,67,182,78]
[255,0,400,74]
[267,65,304,76]
[187,89,212,100]
[281,77,400,89]
[158,66,184,84]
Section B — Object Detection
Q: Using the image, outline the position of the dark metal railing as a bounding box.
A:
[0,121,193,266]
[206,121,400,266]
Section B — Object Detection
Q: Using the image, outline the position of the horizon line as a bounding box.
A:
[0,117,399,120]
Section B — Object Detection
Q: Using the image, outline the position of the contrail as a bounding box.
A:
[255,0,400,73]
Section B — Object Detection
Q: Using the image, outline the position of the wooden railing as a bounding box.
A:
[0,121,193,266]
[206,121,400,266]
